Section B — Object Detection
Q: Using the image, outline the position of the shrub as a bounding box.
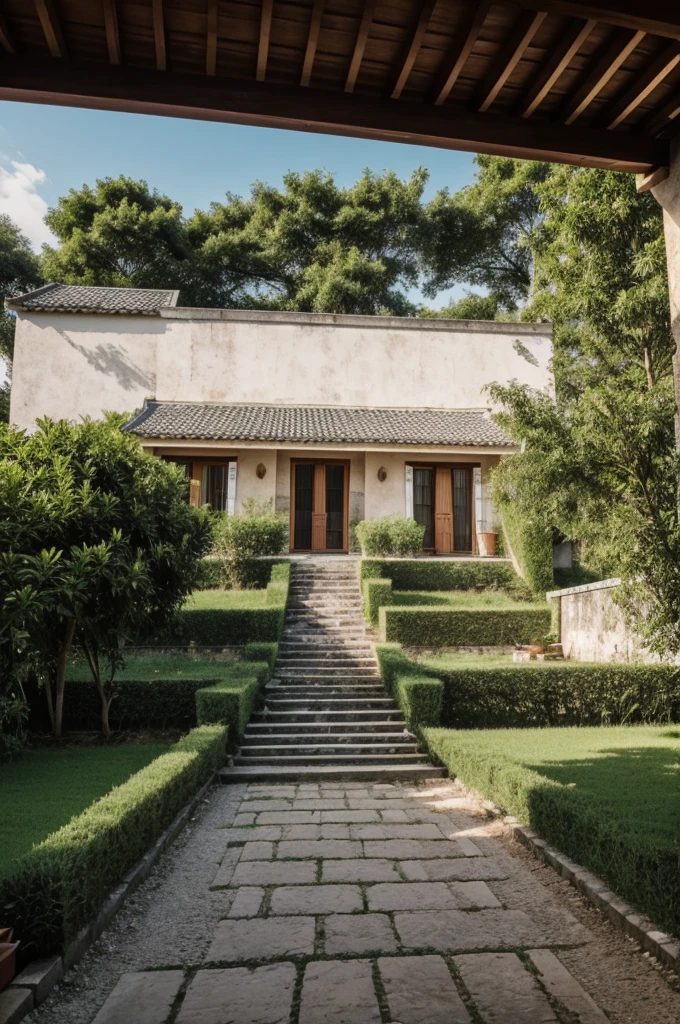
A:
[423,661,680,729]
[62,678,206,731]
[355,516,425,557]
[360,558,529,596]
[424,727,680,937]
[195,558,224,589]
[0,725,227,956]
[362,578,393,625]
[379,606,551,647]
[499,502,553,596]
[195,661,270,740]
[244,642,279,674]
[376,644,443,730]
[213,500,289,588]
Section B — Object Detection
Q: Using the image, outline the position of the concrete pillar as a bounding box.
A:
[652,140,680,445]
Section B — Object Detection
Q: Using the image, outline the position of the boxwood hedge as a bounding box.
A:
[0,725,227,956]
[379,606,551,647]
[376,644,443,730]
[360,558,528,594]
[362,578,393,625]
[195,660,271,740]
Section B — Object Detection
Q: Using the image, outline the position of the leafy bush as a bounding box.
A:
[424,727,680,936]
[379,606,551,647]
[0,725,227,956]
[360,558,529,596]
[376,644,443,730]
[362,578,393,625]
[422,661,680,729]
[355,516,425,557]
[213,500,288,588]
[195,558,224,589]
[195,661,270,740]
[62,678,206,731]
[498,502,553,596]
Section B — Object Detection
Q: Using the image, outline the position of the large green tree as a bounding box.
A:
[0,216,42,421]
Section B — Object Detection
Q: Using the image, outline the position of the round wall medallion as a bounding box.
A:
[256,463,267,479]
[377,466,387,482]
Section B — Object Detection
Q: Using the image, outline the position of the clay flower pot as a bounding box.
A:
[477,532,498,557]
[0,941,20,991]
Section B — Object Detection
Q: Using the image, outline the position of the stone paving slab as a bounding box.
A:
[277,839,362,859]
[394,908,548,951]
[321,858,401,883]
[230,860,317,886]
[269,884,363,915]
[207,917,316,961]
[323,913,398,954]
[400,857,509,881]
[92,971,183,1024]
[379,955,472,1024]
[298,960,381,1024]
[362,838,480,859]
[176,964,296,1024]
[455,952,557,1023]
[527,949,611,1024]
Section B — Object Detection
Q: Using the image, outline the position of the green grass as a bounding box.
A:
[418,652,597,670]
[67,653,234,682]
[453,725,680,844]
[392,590,546,609]
[0,743,169,874]
[183,589,271,610]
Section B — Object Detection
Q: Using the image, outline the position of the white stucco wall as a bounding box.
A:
[10,308,553,431]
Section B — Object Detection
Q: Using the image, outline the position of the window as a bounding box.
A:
[202,464,229,511]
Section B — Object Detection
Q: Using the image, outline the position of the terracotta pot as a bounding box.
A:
[0,929,12,944]
[477,532,498,557]
[0,942,19,991]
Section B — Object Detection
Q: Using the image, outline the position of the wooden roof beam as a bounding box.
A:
[34,0,67,58]
[431,0,492,106]
[387,0,436,100]
[152,0,167,71]
[596,41,680,129]
[520,2,680,39]
[206,0,218,76]
[560,28,645,124]
[0,13,14,54]
[475,9,547,113]
[301,0,325,88]
[647,93,680,137]
[519,18,596,117]
[102,0,121,65]
[257,0,273,82]
[345,0,377,94]
[0,57,667,173]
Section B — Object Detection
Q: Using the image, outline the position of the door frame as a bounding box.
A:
[290,458,350,553]
[408,461,478,555]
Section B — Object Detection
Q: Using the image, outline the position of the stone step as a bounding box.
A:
[241,731,416,747]
[251,709,406,723]
[234,752,431,766]
[239,744,421,759]
[220,763,446,782]
[245,720,409,734]
[276,657,378,667]
[275,668,381,679]
[279,640,374,649]
[265,698,396,711]
[266,688,387,699]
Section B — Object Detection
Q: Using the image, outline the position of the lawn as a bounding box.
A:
[0,743,169,875]
[67,653,234,682]
[392,590,546,610]
[183,589,271,610]
[418,652,596,670]
[425,724,680,933]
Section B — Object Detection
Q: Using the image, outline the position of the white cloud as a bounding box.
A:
[0,161,54,250]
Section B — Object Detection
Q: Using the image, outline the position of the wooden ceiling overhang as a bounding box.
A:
[1,2,679,176]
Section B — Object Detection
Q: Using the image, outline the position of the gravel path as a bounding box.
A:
[26,779,680,1024]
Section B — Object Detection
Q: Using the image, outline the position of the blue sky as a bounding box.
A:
[0,100,480,305]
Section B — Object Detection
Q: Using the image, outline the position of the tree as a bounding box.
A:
[0,417,213,736]
[489,166,680,654]
[0,216,43,421]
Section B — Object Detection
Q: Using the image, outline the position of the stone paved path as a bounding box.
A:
[28,778,680,1024]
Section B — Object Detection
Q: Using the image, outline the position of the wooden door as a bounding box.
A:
[452,468,473,552]
[291,461,348,552]
[311,463,327,551]
[434,466,454,554]
[413,467,434,549]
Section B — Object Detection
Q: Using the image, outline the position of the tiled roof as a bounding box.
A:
[6,283,179,315]
[123,402,513,448]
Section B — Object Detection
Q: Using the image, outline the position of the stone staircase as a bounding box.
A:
[220,558,443,782]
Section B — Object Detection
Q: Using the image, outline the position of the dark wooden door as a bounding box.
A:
[325,464,345,549]
[292,461,348,551]
[413,468,434,549]
[294,463,314,550]
[452,468,473,552]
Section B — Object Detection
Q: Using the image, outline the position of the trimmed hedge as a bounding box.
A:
[360,558,527,595]
[244,642,279,674]
[362,578,393,625]
[422,662,680,729]
[424,727,680,936]
[195,661,270,740]
[376,644,443,731]
[379,606,551,647]
[62,678,207,731]
[499,503,553,596]
[0,725,227,956]
[195,558,223,589]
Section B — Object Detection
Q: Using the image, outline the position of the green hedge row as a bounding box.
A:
[362,578,393,625]
[424,728,680,936]
[195,660,270,740]
[196,557,288,591]
[195,558,223,589]
[361,558,527,594]
[498,503,554,596]
[379,606,551,647]
[423,662,680,729]
[0,725,228,956]
[376,644,443,731]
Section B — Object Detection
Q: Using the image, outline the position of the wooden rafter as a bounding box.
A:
[34,0,67,58]
[206,0,218,76]
[387,0,436,100]
[345,0,377,94]
[0,57,667,173]
[596,41,680,129]
[301,0,325,88]
[152,0,167,71]
[475,9,547,113]
[0,12,15,53]
[519,18,596,117]
[647,93,680,137]
[257,0,273,82]
[102,0,121,65]
[560,28,645,124]
[431,0,492,106]
[519,1,680,40]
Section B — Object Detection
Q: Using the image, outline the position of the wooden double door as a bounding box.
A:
[413,465,474,554]
[292,460,349,552]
